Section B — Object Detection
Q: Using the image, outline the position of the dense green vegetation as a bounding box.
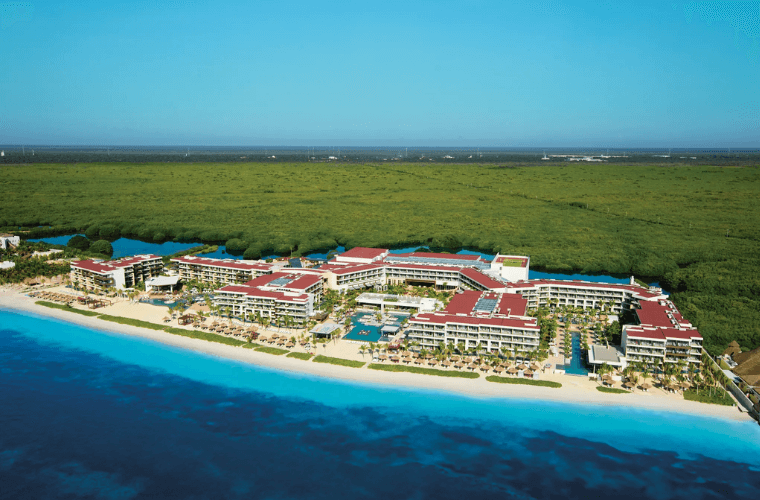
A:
[312,355,365,368]
[35,300,101,316]
[286,352,314,360]
[2,162,759,354]
[485,376,562,388]
[683,387,735,406]
[596,386,630,394]
[368,364,480,378]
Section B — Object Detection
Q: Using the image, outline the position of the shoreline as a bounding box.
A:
[0,288,752,423]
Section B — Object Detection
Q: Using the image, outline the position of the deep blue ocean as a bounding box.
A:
[2,309,758,499]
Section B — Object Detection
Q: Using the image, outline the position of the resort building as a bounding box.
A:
[211,272,324,325]
[70,255,163,291]
[320,263,386,291]
[212,286,313,326]
[333,247,389,265]
[0,234,20,250]
[503,279,666,313]
[356,293,440,313]
[171,255,275,285]
[405,290,539,352]
[490,254,530,282]
[384,251,492,270]
[622,299,703,366]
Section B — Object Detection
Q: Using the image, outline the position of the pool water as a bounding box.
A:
[563,331,589,376]
[342,312,408,342]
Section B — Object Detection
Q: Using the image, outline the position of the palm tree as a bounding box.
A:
[358,345,366,358]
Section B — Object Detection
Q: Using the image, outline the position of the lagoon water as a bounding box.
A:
[27,237,643,286]
[1,309,759,499]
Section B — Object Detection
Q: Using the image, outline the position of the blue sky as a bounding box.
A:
[1,1,758,146]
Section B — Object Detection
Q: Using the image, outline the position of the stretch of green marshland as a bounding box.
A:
[2,162,759,353]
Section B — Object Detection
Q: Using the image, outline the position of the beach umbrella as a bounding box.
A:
[442,360,451,367]
[455,362,464,369]
[390,355,399,362]
[624,381,635,389]
[379,354,388,361]
[530,363,541,371]
[641,382,652,391]
[403,358,411,364]
[679,382,691,390]
[467,363,477,371]
[259,336,268,342]
[425,354,434,359]
[518,363,528,370]
[493,366,503,373]
[451,356,460,362]
[524,369,534,376]
[412,353,420,358]
[508,367,518,374]
[285,342,294,348]
[480,365,489,372]
[464,357,473,363]
[428,359,437,366]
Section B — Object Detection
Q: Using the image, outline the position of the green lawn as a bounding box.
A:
[163,327,250,347]
[97,314,166,330]
[596,386,629,394]
[485,376,562,388]
[312,355,365,368]
[501,259,524,267]
[255,346,289,355]
[35,300,100,316]
[683,387,735,406]
[286,352,314,360]
[368,364,479,378]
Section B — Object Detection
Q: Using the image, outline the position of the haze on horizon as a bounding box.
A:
[1,1,759,148]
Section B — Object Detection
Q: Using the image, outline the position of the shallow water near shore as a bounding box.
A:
[1,309,759,499]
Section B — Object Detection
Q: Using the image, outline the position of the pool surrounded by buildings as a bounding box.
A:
[342,311,409,343]
[562,331,589,376]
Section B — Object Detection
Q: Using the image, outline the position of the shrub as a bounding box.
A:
[225,238,248,252]
[89,240,113,256]
[67,235,90,251]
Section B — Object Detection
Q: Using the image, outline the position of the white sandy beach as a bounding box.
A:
[0,285,753,423]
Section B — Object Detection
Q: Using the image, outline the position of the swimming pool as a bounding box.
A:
[562,331,589,376]
[342,312,408,342]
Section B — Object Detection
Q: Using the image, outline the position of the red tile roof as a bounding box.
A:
[444,291,481,315]
[337,247,388,260]
[243,272,322,290]
[459,268,507,289]
[497,294,528,316]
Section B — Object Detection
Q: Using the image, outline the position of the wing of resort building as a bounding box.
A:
[68,246,702,369]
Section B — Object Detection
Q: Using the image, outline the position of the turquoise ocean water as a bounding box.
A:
[1,308,759,499]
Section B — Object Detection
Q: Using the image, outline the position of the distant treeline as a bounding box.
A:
[1,151,759,166]
[2,161,759,354]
